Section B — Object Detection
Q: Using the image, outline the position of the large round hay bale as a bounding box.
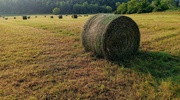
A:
[82,14,140,60]
[22,16,27,20]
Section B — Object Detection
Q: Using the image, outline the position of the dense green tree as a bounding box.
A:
[151,0,170,11]
[52,7,60,15]
[116,3,127,14]
[146,4,155,12]
[160,0,169,10]
[137,0,150,13]
[115,0,178,14]
[127,0,139,14]
[174,0,180,7]
[59,1,72,14]
[115,2,121,7]
[73,4,84,13]
[106,6,113,13]
[151,0,162,11]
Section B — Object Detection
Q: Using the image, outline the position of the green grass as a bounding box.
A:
[0,13,180,99]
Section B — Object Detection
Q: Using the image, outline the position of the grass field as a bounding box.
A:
[0,12,180,99]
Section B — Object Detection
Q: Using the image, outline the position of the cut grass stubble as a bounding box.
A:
[0,13,180,99]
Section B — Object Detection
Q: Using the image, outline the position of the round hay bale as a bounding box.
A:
[50,16,54,18]
[78,15,82,17]
[58,15,63,19]
[44,16,46,18]
[14,17,16,19]
[72,14,78,19]
[35,16,37,18]
[5,18,8,20]
[22,16,27,20]
[27,16,30,19]
[82,14,140,60]
[84,14,88,17]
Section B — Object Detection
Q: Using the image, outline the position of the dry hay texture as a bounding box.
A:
[82,14,140,60]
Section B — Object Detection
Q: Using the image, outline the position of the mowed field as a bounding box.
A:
[0,12,180,99]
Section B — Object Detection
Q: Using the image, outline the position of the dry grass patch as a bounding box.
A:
[0,13,179,99]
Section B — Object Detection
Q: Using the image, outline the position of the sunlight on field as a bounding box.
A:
[0,12,180,99]
[125,12,180,56]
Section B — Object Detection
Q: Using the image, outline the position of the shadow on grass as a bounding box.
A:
[115,51,180,81]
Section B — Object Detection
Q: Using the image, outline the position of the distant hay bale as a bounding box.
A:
[82,14,140,60]
[27,16,30,19]
[78,15,82,17]
[58,15,63,19]
[44,16,46,18]
[35,16,37,18]
[72,14,78,19]
[50,16,54,18]
[22,16,27,20]
[5,18,8,20]
[14,17,16,19]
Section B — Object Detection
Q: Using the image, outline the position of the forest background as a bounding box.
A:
[0,0,179,15]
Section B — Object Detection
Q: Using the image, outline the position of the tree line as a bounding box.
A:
[0,0,179,14]
[115,0,180,14]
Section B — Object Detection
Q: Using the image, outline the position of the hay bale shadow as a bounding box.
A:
[114,51,180,79]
